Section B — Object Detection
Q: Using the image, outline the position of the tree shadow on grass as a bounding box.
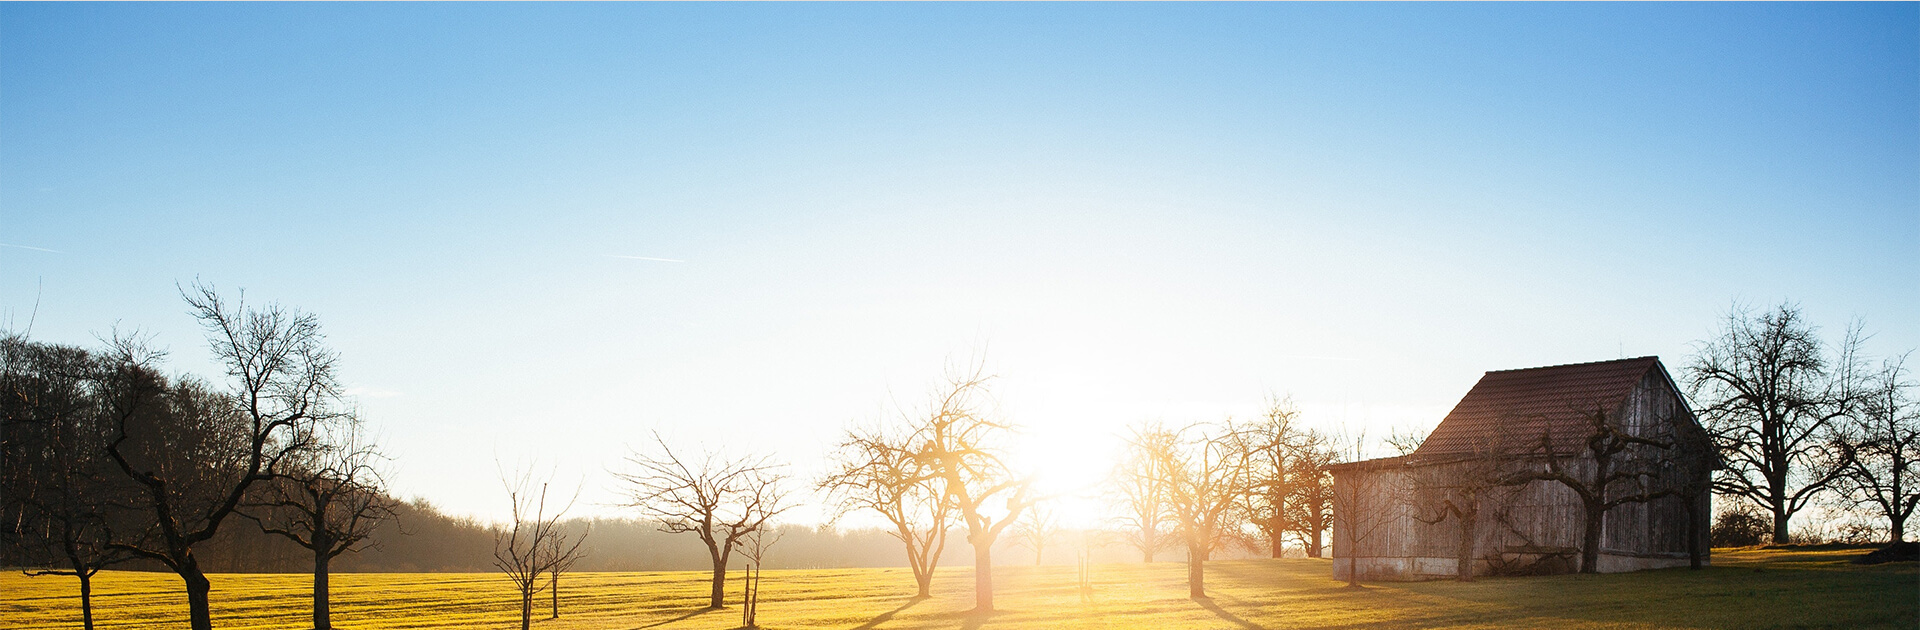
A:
[904,606,1005,630]
[632,606,715,629]
[1195,596,1268,630]
[851,597,926,630]
[957,608,1005,630]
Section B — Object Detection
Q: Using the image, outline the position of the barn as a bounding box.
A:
[1329,356,1714,581]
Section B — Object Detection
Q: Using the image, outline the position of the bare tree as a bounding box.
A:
[1285,435,1338,558]
[102,285,341,630]
[1508,407,1677,574]
[492,466,584,630]
[1010,504,1059,565]
[738,523,779,629]
[819,422,952,598]
[740,521,782,571]
[1228,398,1307,559]
[1330,431,1394,588]
[1834,353,1918,543]
[907,364,1035,613]
[1384,427,1427,457]
[1408,434,1523,581]
[241,419,396,630]
[1159,422,1254,599]
[1109,421,1176,563]
[1668,416,1717,569]
[1,336,132,630]
[1687,302,1866,543]
[614,434,791,609]
[544,520,590,620]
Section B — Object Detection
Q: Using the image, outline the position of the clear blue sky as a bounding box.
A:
[4,3,1915,524]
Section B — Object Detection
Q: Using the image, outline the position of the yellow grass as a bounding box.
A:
[2,548,1913,629]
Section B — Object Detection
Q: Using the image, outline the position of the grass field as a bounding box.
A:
[2,548,1913,629]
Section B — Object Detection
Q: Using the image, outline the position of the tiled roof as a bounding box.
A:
[1411,356,1664,458]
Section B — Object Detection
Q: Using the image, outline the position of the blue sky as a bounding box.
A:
[3,3,1915,524]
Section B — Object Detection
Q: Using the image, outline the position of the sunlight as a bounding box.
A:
[1012,421,1123,530]
[3,3,1909,627]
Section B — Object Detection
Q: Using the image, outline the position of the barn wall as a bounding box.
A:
[1333,444,1710,577]
[1602,369,1710,557]
[1333,458,1689,581]
[1331,362,1715,581]
[1330,466,1413,559]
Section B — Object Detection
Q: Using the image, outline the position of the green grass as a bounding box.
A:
[2,548,1912,629]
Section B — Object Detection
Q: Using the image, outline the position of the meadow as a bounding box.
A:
[2,548,1912,630]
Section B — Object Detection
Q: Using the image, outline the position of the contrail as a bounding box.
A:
[608,255,685,263]
[0,243,60,253]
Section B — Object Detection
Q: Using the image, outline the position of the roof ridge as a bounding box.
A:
[1412,356,1673,459]
[1484,355,1659,374]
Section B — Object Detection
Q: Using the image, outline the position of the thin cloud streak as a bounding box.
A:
[0,243,61,253]
[608,255,685,263]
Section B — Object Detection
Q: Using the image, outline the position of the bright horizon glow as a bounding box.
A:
[2,4,1914,527]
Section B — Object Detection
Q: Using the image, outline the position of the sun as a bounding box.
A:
[1012,422,1123,530]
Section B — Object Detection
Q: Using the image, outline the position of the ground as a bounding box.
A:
[2,548,1913,629]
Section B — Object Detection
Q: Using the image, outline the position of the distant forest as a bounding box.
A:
[141,497,1205,574]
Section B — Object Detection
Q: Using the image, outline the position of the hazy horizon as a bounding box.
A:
[3,3,1914,526]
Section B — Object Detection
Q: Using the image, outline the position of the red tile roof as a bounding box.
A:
[1411,356,1665,458]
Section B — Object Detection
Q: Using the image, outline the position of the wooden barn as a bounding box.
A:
[1329,357,1714,581]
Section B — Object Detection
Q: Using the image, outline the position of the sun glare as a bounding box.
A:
[1013,422,1123,529]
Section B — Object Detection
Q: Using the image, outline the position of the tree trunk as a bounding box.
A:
[1142,524,1156,563]
[1770,491,1790,544]
[1186,543,1206,599]
[972,540,994,612]
[1894,469,1908,544]
[519,589,532,630]
[181,564,214,630]
[550,569,559,619]
[708,554,728,609]
[1269,515,1284,558]
[1581,504,1605,574]
[313,549,332,630]
[1309,521,1324,558]
[78,571,95,630]
[1456,509,1478,582]
[741,564,756,626]
[914,569,932,599]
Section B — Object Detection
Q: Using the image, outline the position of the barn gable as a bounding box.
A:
[1414,356,1689,458]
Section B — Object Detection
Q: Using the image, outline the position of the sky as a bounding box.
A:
[3,3,1915,527]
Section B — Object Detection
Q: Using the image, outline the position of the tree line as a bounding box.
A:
[5,288,1914,628]
[2,285,383,630]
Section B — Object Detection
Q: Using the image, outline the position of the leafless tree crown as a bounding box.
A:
[492,465,585,630]
[1687,301,1866,542]
[1833,353,1919,543]
[613,433,790,609]
[819,420,952,597]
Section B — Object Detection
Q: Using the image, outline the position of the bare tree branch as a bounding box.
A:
[612,434,790,609]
